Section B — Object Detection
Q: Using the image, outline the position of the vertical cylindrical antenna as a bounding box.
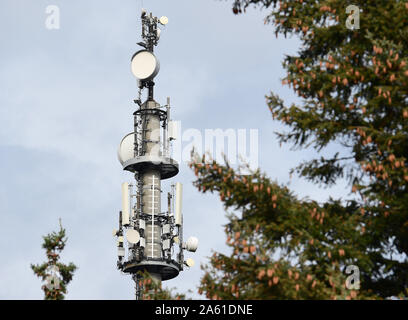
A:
[175,182,183,226]
[121,183,130,225]
[167,192,171,216]
[137,179,142,218]
[148,82,154,100]
[118,211,123,234]
[164,97,171,157]
[133,113,139,157]
[166,97,171,119]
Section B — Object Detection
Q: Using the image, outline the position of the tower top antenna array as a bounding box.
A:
[114,10,197,300]
[132,10,169,101]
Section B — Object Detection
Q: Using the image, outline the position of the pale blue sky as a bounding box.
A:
[0,0,350,299]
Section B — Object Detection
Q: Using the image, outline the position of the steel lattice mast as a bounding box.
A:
[114,10,198,300]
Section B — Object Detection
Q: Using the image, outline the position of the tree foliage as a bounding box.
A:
[137,271,189,300]
[31,220,77,300]
[191,158,376,299]
[191,0,408,299]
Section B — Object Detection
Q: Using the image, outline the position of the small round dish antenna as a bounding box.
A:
[185,236,199,252]
[185,258,195,267]
[131,50,160,80]
[126,229,140,244]
[159,16,168,25]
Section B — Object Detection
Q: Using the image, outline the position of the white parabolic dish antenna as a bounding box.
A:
[131,50,160,80]
[159,16,169,25]
[126,229,140,244]
[118,133,135,165]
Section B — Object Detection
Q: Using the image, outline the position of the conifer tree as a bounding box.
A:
[191,0,408,299]
[31,219,77,300]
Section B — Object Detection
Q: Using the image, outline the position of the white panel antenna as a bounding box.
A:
[163,224,170,234]
[175,182,183,226]
[163,239,171,250]
[168,121,179,141]
[139,219,145,230]
[118,247,125,257]
[139,237,145,247]
[121,183,130,225]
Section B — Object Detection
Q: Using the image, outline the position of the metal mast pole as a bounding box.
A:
[114,10,198,301]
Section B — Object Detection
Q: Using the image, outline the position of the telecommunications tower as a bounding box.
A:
[114,10,198,299]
